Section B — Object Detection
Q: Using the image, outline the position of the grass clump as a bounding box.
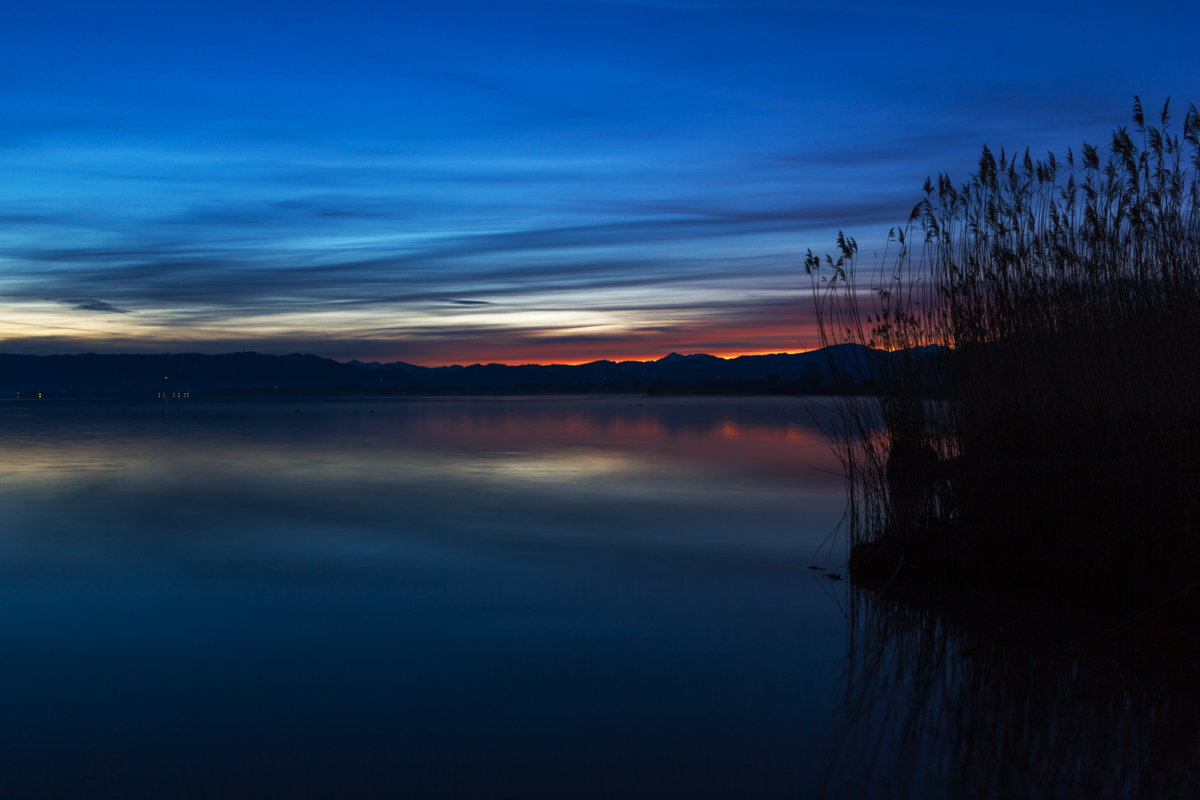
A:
[811,98,1200,594]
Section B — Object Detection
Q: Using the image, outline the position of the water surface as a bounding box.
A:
[0,396,849,798]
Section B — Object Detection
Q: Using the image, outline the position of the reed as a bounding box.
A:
[819,585,1200,800]
[811,98,1200,591]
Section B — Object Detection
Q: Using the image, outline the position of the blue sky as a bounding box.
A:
[2,0,1198,364]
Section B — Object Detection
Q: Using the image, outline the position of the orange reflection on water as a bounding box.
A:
[0,397,844,508]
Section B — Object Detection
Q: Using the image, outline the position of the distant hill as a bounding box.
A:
[0,344,881,395]
[0,352,365,394]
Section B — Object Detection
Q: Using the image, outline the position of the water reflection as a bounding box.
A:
[0,398,845,568]
[6,397,1197,797]
[821,586,1200,800]
[0,397,847,799]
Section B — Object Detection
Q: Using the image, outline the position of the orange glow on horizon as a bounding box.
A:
[370,346,825,368]
[337,318,825,367]
[0,304,824,367]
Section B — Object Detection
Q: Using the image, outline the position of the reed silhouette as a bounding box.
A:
[810,98,1200,598]
[819,585,1200,800]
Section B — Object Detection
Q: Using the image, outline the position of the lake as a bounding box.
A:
[0,397,849,798]
[3,396,1196,799]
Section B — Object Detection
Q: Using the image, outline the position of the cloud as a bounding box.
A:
[60,298,129,314]
[4,190,908,310]
[0,289,822,365]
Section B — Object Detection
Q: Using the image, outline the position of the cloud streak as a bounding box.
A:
[2,0,1197,363]
[60,298,130,314]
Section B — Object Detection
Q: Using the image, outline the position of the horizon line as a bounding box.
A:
[0,346,830,369]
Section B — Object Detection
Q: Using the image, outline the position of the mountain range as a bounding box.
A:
[0,345,879,395]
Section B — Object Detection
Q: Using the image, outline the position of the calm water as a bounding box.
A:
[0,397,849,799]
[4,397,1197,799]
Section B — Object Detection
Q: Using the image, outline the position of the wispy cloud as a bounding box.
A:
[2,0,1195,363]
[60,298,130,314]
[2,191,905,315]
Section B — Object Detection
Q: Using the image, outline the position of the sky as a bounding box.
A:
[2,0,1198,365]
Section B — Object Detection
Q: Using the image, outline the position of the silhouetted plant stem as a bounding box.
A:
[810,98,1200,594]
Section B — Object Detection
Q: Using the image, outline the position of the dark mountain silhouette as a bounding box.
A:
[348,343,876,386]
[0,344,880,395]
[0,352,365,393]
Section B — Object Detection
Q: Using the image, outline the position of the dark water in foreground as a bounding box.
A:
[0,397,848,798]
[2,397,1197,799]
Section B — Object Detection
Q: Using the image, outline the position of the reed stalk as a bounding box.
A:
[811,98,1200,589]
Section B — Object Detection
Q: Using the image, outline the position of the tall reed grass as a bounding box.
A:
[811,98,1200,589]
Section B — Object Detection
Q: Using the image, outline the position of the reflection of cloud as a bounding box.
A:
[0,401,836,498]
[0,399,844,572]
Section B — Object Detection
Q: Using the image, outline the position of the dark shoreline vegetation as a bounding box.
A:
[812,99,1200,622]
[820,584,1200,800]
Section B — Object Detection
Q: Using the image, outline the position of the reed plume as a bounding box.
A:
[811,98,1200,591]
